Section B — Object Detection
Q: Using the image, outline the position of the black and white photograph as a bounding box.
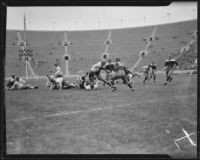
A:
[4,1,197,158]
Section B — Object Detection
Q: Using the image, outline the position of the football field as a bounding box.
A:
[5,73,197,158]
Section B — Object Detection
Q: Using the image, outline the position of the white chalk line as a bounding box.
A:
[11,94,196,122]
[12,103,131,122]
[12,116,35,122]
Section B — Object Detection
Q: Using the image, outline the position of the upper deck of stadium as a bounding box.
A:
[5,19,197,77]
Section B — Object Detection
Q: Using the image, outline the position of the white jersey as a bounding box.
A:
[54,66,63,75]
[8,77,15,83]
[19,78,26,83]
[91,62,102,72]
[13,81,23,88]
[113,62,125,75]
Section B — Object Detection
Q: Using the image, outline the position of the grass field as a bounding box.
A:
[5,73,197,158]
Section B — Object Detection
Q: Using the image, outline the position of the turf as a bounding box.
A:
[5,74,197,158]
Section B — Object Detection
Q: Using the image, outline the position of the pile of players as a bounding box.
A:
[42,57,140,91]
[46,57,139,91]
[80,57,140,92]
[76,55,178,91]
[5,75,39,90]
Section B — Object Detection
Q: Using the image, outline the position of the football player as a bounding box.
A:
[125,68,140,86]
[77,70,98,90]
[103,58,115,86]
[163,56,178,86]
[6,74,16,90]
[88,60,116,90]
[53,63,63,78]
[142,65,151,84]
[109,57,134,91]
[11,77,38,90]
[148,61,157,82]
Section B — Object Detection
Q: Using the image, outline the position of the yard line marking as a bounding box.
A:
[13,116,35,122]
[10,104,131,122]
[44,103,131,118]
[11,94,196,122]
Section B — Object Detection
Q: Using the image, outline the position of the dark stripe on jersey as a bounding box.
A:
[150,64,156,70]
[105,64,114,71]
[165,60,178,68]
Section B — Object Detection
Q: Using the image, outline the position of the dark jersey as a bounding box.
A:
[143,65,151,73]
[80,75,85,81]
[7,78,15,88]
[77,75,86,89]
[124,68,132,75]
[88,71,98,81]
[113,62,126,72]
[113,62,130,77]
[104,63,114,72]
[149,64,156,70]
[165,59,178,69]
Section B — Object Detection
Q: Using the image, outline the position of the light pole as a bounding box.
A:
[28,21,31,30]
[167,12,171,23]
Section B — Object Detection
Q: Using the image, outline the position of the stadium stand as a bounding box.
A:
[5,20,197,77]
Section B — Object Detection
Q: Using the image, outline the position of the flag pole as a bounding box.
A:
[24,12,27,48]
